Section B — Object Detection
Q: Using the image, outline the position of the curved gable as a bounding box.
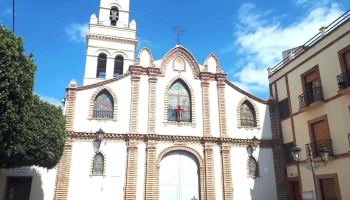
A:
[135,47,155,67]
[203,53,222,73]
[88,85,118,121]
[160,46,200,79]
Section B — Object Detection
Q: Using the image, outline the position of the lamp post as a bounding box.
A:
[246,136,259,156]
[291,144,330,200]
[94,128,105,152]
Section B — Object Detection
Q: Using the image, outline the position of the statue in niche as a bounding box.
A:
[110,8,119,26]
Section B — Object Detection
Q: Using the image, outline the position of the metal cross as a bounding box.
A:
[174,105,184,122]
[172,25,184,45]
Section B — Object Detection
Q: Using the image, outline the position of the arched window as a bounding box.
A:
[92,153,104,175]
[96,53,107,78]
[110,7,119,26]
[93,90,114,119]
[248,156,258,178]
[167,80,191,122]
[240,101,257,127]
[114,55,124,77]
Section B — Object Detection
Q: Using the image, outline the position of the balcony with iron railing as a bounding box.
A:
[306,139,334,159]
[337,69,350,94]
[298,87,324,110]
[93,110,114,119]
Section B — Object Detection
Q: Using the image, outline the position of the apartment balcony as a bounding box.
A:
[337,70,350,95]
[298,87,324,110]
[307,139,334,160]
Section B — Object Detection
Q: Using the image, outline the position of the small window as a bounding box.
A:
[92,153,104,175]
[248,157,258,178]
[114,55,124,77]
[284,142,294,163]
[96,53,107,78]
[278,98,290,119]
[240,101,257,127]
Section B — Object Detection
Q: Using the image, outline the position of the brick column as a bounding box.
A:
[124,139,139,200]
[147,77,157,134]
[200,73,212,137]
[53,141,73,200]
[216,74,228,138]
[203,143,216,199]
[130,76,141,133]
[65,80,77,131]
[268,99,289,200]
[220,143,233,200]
[144,139,157,200]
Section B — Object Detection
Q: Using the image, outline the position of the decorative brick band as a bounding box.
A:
[144,140,157,200]
[53,141,73,200]
[129,76,141,133]
[89,150,107,176]
[88,85,118,121]
[216,74,228,138]
[267,99,289,200]
[220,143,233,200]
[203,143,216,199]
[148,78,157,133]
[156,145,206,200]
[124,139,139,200]
[236,97,261,130]
[163,75,196,128]
[201,81,211,137]
[65,80,77,131]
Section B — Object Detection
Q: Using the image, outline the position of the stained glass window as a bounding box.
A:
[92,153,104,175]
[240,101,256,127]
[93,90,114,119]
[168,80,191,122]
[248,157,257,178]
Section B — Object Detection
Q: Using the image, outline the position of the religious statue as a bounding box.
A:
[110,10,119,21]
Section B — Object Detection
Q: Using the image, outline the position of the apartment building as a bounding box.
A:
[267,10,350,200]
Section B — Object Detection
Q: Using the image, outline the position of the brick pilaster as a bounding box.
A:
[220,143,233,200]
[144,140,157,200]
[130,76,140,133]
[147,77,157,134]
[53,141,73,200]
[204,143,216,199]
[124,139,139,200]
[216,74,228,138]
[268,99,289,200]
[65,80,77,131]
[201,81,211,137]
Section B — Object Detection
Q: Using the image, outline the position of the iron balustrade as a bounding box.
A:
[337,69,350,89]
[93,110,114,119]
[306,139,334,158]
[298,87,324,108]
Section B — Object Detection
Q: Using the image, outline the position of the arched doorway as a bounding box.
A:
[159,150,200,200]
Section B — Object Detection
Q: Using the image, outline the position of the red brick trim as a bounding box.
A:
[220,143,233,200]
[88,85,118,121]
[77,72,131,90]
[148,77,158,133]
[144,140,157,200]
[225,80,267,104]
[124,139,139,200]
[217,74,228,138]
[203,53,223,73]
[203,143,216,199]
[163,75,196,127]
[236,97,261,130]
[201,81,211,137]
[129,76,140,133]
[65,80,77,131]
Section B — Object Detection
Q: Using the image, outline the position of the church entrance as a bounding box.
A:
[159,150,200,200]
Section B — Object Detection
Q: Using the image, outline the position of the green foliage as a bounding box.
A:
[0,23,66,169]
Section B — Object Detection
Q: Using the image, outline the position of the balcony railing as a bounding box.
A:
[307,139,334,158]
[298,87,324,108]
[93,110,114,119]
[337,70,350,90]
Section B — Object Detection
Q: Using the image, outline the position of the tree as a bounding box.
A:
[0,23,66,169]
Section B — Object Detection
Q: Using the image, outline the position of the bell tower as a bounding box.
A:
[83,0,138,86]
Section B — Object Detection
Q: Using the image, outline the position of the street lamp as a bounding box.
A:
[291,144,330,200]
[247,136,259,156]
[61,98,66,107]
[94,128,105,152]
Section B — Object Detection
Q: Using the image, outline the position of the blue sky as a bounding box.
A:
[0,0,349,105]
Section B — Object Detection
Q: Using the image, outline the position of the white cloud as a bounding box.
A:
[39,95,62,107]
[65,23,88,42]
[227,2,344,94]
[296,0,308,5]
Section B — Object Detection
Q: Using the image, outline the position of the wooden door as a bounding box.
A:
[344,51,350,70]
[5,177,32,200]
[319,178,339,200]
[289,181,301,200]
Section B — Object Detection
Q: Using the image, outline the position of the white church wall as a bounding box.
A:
[231,147,277,200]
[209,82,220,138]
[136,142,146,200]
[89,25,136,38]
[138,76,150,134]
[73,77,131,133]
[225,85,272,140]
[68,141,126,200]
[213,146,223,200]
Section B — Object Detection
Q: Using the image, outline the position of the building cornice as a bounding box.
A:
[86,33,138,45]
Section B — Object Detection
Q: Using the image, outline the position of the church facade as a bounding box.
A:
[53,0,289,200]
